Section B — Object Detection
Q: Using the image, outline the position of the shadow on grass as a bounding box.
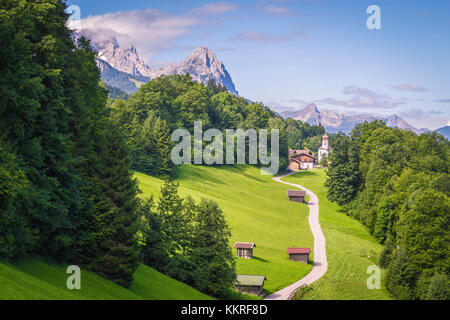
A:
[252,256,269,263]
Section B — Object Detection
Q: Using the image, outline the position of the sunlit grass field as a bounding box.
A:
[284,170,392,300]
[136,165,314,296]
[0,259,212,300]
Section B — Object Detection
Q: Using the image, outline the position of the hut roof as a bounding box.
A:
[234,242,256,249]
[235,275,267,286]
[287,248,311,254]
[287,190,306,197]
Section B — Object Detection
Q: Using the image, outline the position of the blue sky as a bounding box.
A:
[67,0,450,129]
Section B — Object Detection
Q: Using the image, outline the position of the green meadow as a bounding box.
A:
[0,259,211,300]
[0,166,394,300]
[284,170,392,300]
[137,165,314,296]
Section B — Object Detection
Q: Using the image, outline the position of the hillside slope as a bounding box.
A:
[137,165,314,296]
[284,171,392,300]
[0,260,211,300]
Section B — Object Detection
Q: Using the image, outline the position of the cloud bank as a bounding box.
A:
[316,86,406,110]
[392,84,428,92]
[70,3,238,61]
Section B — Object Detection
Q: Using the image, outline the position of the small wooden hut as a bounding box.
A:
[287,190,306,203]
[235,275,267,296]
[287,248,311,263]
[234,242,256,259]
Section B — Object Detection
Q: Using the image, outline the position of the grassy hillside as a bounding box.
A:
[284,170,392,300]
[0,259,211,300]
[137,165,314,296]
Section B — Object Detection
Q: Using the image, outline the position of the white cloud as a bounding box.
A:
[447,120,450,126]
[392,84,427,92]
[315,86,406,109]
[71,3,238,61]
[72,9,200,60]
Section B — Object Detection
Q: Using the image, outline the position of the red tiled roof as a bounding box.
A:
[287,248,311,254]
[234,242,256,249]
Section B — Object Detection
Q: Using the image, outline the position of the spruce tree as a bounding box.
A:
[139,197,167,269]
[426,273,449,300]
[91,121,140,288]
[386,250,413,300]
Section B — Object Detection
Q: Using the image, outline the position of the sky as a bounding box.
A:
[66,0,450,130]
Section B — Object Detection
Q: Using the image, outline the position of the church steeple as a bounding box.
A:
[318,133,331,163]
[322,134,329,149]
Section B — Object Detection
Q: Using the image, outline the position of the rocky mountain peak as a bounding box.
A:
[280,104,426,134]
[75,31,239,96]
[150,47,239,95]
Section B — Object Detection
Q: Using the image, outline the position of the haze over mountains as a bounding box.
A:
[436,126,450,140]
[82,33,238,95]
[281,104,430,135]
[73,33,446,136]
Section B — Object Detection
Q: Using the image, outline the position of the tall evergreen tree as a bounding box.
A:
[91,121,141,287]
[426,273,449,300]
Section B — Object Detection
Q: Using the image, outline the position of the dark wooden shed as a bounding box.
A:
[287,248,311,263]
[287,190,307,203]
[235,275,267,296]
[234,242,256,259]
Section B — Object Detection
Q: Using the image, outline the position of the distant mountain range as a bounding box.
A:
[436,126,450,140]
[77,33,238,96]
[281,103,430,135]
[74,33,445,137]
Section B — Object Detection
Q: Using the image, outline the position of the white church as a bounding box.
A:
[318,134,331,163]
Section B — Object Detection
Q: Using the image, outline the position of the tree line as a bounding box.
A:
[108,75,325,178]
[0,0,234,295]
[325,120,449,300]
[0,0,325,297]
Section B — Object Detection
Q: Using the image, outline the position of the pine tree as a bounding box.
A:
[91,121,140,288]
[426,273,449,300]
[386,250,414,300]
[139,197,167,269]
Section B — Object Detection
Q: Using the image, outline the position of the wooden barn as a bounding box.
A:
[288,150,316,171]
[287,248,311,263]
[287,190,307,203]
[235,275,267,296]
[234,242,256,259]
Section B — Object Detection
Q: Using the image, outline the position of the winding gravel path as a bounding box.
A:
[264,171,328,300]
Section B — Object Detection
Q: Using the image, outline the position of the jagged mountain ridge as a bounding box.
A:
[93,39,153,78]
[281,103,428,135]
[149,47,238,96]
[97,59,150,95]
[77,32,238,96]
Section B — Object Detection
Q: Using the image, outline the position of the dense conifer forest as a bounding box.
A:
[325,121,449,300]
[0,0,324,296]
